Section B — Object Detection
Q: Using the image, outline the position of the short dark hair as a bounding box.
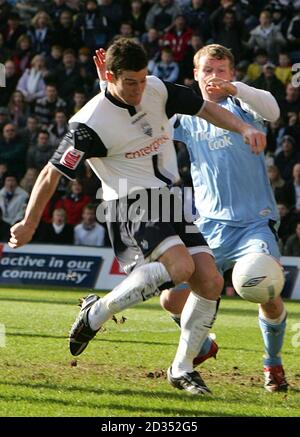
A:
[106,38,148,79]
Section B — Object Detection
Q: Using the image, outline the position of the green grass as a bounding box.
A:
[0,288,299,417]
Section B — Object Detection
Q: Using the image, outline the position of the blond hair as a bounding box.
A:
[194,44,235,69]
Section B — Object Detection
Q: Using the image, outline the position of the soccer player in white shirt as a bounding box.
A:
[9,39,266,395]
[160,44,288,393]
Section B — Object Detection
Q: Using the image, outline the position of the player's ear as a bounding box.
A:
[106,71,114,82]
[194,68,198,81]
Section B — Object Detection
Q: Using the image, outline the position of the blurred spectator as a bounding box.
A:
[268,164,295,207]
[36,207,74,244]
[80,162,101,198]
[271,2,290,37]
[287,6,300,61]
[99,0,125,40]
[56,179,91,226]
[145,0,181,33]
[0,0,13,33]
[274,135,300,181]
[151,46,179,82]
[285,163,300,212]
[34,83,67,125]
[234,60,250,83]
[0,31,11,63]
[280,83,300,117]
[11,34,33,74]
[277,202,299,248]
[163,15,193,63]
[48,109,68,147]
[69,89,87,116]
[53,49,81,100]
[78,47,95,77]
[181,34,203,86]
[46,0,75,24]
[210,5,245,62]
[27,11,54,56]
[74,204,106,246]
[3,12,27,51]
[246,48,268,82]
[8,90,30,128]
[20,167,38,194]
[141,27,161,63]
[0,59,19,106]
[45,44,63,71]
[283,112,300,147]
[19,115,40,148]
[252,62,285,103]
[124,0,147,37]
[0,206,10,241]
[16,54,47,103]
[182,0,210,41]
[0,107,11,134]
[0,123,27,178]
[15,1,40,27]
[266,116,285,155]
[74,0,109,49]
[275,52,292,85]
[0,173,28,225]
[248,9,286,61]
[0,161,7,188]
[26,129,56,172]
[116,21,135,39]
[283,221,300,256]
[53,9,82,50]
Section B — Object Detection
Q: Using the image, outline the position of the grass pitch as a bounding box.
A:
[0,288,299,417]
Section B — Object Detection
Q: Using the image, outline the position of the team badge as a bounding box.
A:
[60,147,84,170]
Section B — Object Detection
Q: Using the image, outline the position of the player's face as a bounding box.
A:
[109,68,147,106]
[194,56,234,101]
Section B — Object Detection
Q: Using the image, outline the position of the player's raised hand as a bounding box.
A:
[205,76,237,97]
[93,48,107,81]
[8,221,36,248]
[242,125,266,154]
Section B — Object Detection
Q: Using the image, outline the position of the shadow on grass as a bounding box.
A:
[0,297,162,312]
[6,331,176,346]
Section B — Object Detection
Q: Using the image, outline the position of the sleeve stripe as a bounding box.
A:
[48,162,76,181]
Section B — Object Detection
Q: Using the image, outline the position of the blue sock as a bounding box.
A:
[258,310,287,367]
[171,314,212,356]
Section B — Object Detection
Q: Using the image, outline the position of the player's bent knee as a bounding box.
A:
[197,273,224,300]
[168,258,195,285]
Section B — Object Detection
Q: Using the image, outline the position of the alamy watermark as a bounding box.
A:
[0,323,5,347]
[291,322,300,348]
[95,181,198,229]
[0,63,5,87]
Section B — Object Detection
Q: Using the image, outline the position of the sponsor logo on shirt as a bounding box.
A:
[194,130,233,151]
[125,135,169,159]
[60,147,84,170]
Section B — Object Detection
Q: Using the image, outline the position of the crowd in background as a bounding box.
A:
[1,0,300,254]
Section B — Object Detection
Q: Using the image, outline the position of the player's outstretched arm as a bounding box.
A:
[200,100,266,154]
[9,163,61,248]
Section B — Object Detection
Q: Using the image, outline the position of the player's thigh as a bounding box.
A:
[158,244,195,285]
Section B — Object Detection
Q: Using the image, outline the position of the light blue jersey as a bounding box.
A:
[174,97,279,227]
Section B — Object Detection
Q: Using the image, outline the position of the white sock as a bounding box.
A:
[88,262,171,330]
[171,293,218,377]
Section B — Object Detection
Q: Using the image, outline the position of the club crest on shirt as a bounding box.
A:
[141,121,153,137]
[60,146,84,170]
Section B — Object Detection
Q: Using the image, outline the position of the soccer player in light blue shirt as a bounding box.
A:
[161,44,288,393]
